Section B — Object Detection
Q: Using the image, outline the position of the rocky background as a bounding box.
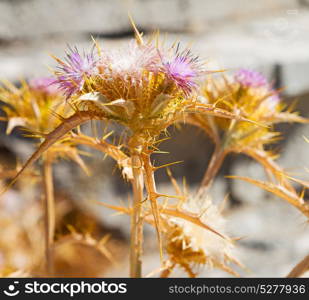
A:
[0,0,309,277]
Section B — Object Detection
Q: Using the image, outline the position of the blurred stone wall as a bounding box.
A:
[0,0,300,38]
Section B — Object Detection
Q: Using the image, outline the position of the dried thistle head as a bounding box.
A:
[0,78,69,134]
[196,69,306,150]
[191,69,309,216]
[52,37,207,145]
[161,196,240,277]
[97,195,241,278]
[0,79,88,171]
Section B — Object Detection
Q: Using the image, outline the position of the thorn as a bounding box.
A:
[49,109,66,122]
[102,130,114,140]
[153,160,183,171]
[153,150,169,154]
[91,36,102,57]
[128,14,144,45]
[157,193,185,200]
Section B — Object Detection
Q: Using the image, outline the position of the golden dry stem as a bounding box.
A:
[42,154,55,275]
[197,147,227,196]
[287,254,309,278]
[142,153,163,262]
[130,152,144,278]
[228,176,309,219]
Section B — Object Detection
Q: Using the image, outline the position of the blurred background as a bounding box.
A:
[0,0,309,277]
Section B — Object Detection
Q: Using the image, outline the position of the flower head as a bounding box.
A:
[74,40,206,132]
[0,80,68,134]
[233,69,281,114]
[53,46,97,98]
[98,40,159,78]
[234,69,268,88]
[29,77,59,95]
[163,196,239,276]
[194,67,306,154]
[161,46,204,95]
[50,37,209,142]
[0,80,89,173]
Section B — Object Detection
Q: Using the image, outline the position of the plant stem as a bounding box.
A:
[142,153,163,261]
[130,150,144,278]
[160,264,175,278]
[42,154,55,275]
[197,146,227,197]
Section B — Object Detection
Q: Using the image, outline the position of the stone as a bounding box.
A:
[0,0,301,40]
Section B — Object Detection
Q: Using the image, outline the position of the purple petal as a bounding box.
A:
[234,69,268,88]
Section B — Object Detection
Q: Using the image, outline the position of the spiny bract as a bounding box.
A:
[52,38,207,144]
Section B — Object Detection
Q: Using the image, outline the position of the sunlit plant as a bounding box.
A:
[187,69,309,217]
[99,169,242,277]
[1,23,250,277]
[0,79,89,274]
[1,20,308,278]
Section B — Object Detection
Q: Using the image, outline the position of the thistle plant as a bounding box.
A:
[188,69,309,217]
[99,169,242,278]
[0,23,253,277]
[0,79,89,274]
[2,15,307,277]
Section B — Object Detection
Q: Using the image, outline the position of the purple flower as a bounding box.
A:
[234,69,268,88]
[161,46,203,95]
[54,46,97,98]
[29,77,59,94]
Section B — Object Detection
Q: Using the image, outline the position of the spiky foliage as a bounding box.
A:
[52,36,210,277]
[0,39,251,186]
[195,70,307,150]
[162,197,241,277]
[0,79,64,134]
[0,79,89,171]
[0,26,253,278]
[229,136,309,218]
[0,78,91,274]
[188,70,309,217]
[287,254,309,278]
[97,176,241,278]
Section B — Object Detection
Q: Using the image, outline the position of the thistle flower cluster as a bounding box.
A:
[163,197,239,277]
[52,39,206,142]
[234,69,282,114]
[195,69,303,150]
[55,41,204,98]
[0,78,88,169]
[0,78,66,134]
